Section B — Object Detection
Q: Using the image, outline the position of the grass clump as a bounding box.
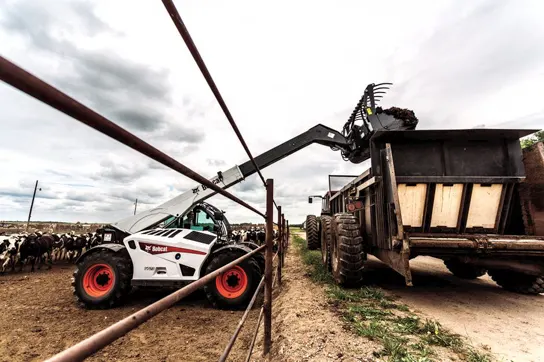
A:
[293,233,493,361]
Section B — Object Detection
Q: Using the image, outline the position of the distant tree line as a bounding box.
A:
[521,130,544,149]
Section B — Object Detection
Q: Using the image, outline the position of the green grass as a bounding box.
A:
[292,234,494,362]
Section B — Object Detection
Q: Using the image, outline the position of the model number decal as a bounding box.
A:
[144,266,155,271]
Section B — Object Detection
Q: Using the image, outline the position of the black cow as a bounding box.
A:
[18,234,41,272]
[0,239,10,254]
[257,229,266,244]
[64,234,86,262]
[37,234,54,268]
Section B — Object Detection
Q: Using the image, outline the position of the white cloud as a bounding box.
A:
[1,0,543,226]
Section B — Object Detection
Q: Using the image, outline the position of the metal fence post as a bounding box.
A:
[286,220,291,249]
[277,206,282,245]
[281,214,286,266]
[264,179,274,355]
[277,206,282,286]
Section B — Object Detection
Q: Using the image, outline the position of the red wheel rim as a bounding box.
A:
[215,265,248,299]
[83,264,115,298]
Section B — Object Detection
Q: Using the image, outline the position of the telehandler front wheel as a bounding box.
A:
[305,215,319,250]
[330,213,364,286]
[72,249,133,309]
[204,251,261,310]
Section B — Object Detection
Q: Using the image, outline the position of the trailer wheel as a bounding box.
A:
[320,215,333,271]
[72,249,133,309]
[203,251,261,310]
[330,213,364,286]
[444,259,487,279]
[488,269,544,295]
[305,215,319,250]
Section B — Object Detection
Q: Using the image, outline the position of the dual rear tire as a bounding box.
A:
[318,213,365,286]
[488,269,544,295]
[444,259,487,279]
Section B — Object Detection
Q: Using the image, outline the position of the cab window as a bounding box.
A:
[195,210,215,232]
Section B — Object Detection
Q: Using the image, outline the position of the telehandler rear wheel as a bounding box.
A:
[203,251,261,310]
[488,269,544,295]
[444,259,487,279]
[72,249,133,309]
[330,213,364,286]
[305,215,319,250]
[320,215,333,271]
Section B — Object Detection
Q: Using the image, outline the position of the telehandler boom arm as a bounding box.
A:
[112,124,351,234]
[111,82,418,234]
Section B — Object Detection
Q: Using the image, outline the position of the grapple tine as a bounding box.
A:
[373,82,393,87]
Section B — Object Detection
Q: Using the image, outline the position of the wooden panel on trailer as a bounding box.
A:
[431,184,463,227]
[397,184,427,227]
[466,184,503,228]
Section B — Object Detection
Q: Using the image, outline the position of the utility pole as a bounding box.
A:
[134,198,138,215]
[27,180,39,231]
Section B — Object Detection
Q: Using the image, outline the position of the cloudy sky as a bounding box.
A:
[1,0,543,225]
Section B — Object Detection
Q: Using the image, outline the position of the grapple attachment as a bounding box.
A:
[341,83,419,163]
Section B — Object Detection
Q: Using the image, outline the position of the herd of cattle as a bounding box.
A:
[0,231,103,273]
[0,226,277,274]
[231,227,271,244]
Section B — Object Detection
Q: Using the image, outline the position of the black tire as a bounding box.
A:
[72,249,133,309]
[488,269,544,295]
[320,215,333,271]
[444,259,487,279]
[239,242,265,274]
[306,215,319,250]
[330,213,364,286]
[203,251,261,310]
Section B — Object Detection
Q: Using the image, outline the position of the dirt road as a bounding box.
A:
[365,255,544,362]
[0,265,260,362]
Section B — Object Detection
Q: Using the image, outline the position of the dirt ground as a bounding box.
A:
[365,255,544,362]
[252,246,380,362]
[1,244,543,362]
[0,264,261,362]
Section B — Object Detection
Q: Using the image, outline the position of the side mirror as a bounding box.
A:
[214,211,224,221]
[308,197,313,204]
